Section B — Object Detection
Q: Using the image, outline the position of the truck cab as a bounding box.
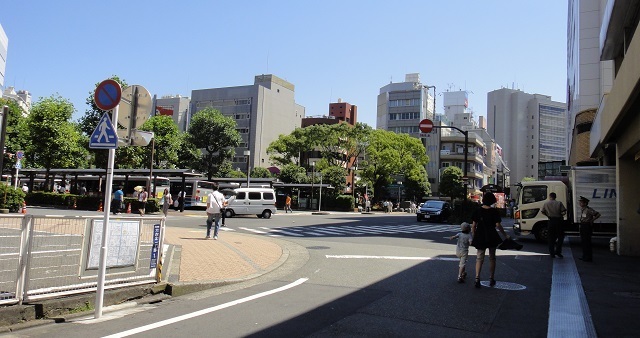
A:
[513,181,568,241]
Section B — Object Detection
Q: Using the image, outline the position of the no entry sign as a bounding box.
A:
[419,118,434,133]
[94,79,122,111]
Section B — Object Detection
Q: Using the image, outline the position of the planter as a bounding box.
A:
[0,209,9,214]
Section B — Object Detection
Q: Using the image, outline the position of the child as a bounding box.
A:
[450,222,472,283]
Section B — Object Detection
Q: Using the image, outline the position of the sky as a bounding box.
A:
[0,1,568,127]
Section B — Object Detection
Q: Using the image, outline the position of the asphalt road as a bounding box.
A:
[4,208,553,337]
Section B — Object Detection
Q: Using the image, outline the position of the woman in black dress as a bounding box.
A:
[471,192,510,288]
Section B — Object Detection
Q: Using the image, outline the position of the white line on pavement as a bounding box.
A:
[102,278,309,338]
[326,254,458,261]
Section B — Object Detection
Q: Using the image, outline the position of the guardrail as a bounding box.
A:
[0,215,165,305]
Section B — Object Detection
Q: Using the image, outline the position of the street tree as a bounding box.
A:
[439,166,466,201]
[25,95,88,189]
[186,108,242,180]
[362,129,429,203]
[175,133,200,169]
[266,128,309,166]
[0,98,28,173]
[138,115,181,169]
[250,167,272,178]
[278,163,308,184]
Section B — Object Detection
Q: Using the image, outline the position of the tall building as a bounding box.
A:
[190,74,305,172]
[377,73,435,132]
[0,23,7,89]
[567,0,614,166]
[589,0,640,255]
[487,88,567,184]
[329,99,357,125]
[154,95,190,132]
[2,86,30,115]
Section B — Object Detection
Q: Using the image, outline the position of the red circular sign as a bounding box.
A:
[419,118,434,133]
[94,79,122,111]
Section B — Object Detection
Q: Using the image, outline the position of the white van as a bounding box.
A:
[224,187,277,219]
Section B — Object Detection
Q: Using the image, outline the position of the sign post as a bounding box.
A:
[419,118,434,133]
[92,79,122,319]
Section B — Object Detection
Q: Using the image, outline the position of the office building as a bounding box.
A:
[190,74,305,172]
[487,88,567,184]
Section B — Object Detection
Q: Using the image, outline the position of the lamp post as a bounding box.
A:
[318,172,323,212]
[244,150,251,187]
[350,165,357,210]
[397,181,402,204]
[311,161,315,210]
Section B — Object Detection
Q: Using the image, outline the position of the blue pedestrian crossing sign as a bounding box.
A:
[89,113,118,149]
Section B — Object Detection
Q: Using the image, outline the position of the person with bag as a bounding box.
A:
[205,184,227,240]
[541,192,567,258]
[161,188,172,217]
[471,192,510,288]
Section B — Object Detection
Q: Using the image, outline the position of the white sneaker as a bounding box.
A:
[214,236,218,240]
[205,235,211,239]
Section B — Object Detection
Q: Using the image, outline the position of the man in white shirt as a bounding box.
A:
[205,184,227,240]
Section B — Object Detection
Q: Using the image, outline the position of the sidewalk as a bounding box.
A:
[162,226,285,284]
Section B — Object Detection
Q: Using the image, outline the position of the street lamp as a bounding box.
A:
[350,165,357,210]
[397,181,403,205]
[318,171,323,212]
[244,150,251,187]
[311,161,315,210]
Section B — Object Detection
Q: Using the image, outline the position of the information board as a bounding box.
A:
[87,220,140,269]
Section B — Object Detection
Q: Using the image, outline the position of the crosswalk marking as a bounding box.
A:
[230,223,458,238]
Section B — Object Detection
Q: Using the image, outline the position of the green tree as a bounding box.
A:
[186,108,242,180]
[139,115,181,169]
[25,95,89,189]
[176,133,200,169]
[318,165,348,197]
[439,166,465,200]
[266,128,309,166]
[278,164,307,184]
[362,130,429,203]
[250,167,272,178]
[0,98,28,173]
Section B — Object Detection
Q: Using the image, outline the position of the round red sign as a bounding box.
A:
[94,79,122,111]
[419,118,434,133]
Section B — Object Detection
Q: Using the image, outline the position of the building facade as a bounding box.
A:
[589,0,640,255]
[0,23,7,88]
[154,95,190,132]
[190,74,305,172]
[487,88,567,184]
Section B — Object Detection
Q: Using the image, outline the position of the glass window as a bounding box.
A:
[248,192,261,200]
[522,186,547,204]
[264,192,274,200]
[236,192,246,199]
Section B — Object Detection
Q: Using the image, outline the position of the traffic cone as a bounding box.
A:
[126,203,131,214]
[73,199,77,209]
[21,201,27,214]
[98,202,103,212]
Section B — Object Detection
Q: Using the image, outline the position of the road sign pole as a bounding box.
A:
[95,104,118,319]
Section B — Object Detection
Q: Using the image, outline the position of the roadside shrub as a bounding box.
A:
[0,184,25,212]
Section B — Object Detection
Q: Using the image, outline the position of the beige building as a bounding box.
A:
[587,0,640,255]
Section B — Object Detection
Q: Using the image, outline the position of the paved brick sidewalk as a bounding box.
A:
[163,226,284,282]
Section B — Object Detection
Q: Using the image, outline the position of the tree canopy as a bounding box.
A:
[186,108,242,180]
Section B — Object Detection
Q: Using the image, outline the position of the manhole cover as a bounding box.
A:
[307,246,330,250]
[479,280,527,290]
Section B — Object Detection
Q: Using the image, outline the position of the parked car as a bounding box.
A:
[416,200,452,223]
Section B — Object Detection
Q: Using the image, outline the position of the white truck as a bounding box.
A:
[513,166,617,241]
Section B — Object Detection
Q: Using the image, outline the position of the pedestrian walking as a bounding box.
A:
[161,188,172,217]
[471,192,510,288]
[541,192,567,258]
[21,184,29,194]
[112,186,124,215]
[285,194,292,213]
[205,184,227,240]
[578,196,600,262]
[450,222,472,283]
[365,199,371,212]
[138,187,148,216]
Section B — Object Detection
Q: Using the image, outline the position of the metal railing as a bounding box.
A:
[0,215,165,305]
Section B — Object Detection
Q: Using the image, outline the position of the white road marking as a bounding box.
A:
[260,227,303,237]
[326,254,458,261]
[239,227,268,234]
[103,278,309,338]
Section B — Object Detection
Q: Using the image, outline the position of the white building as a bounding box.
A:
[2,86,31,115]
[190,74,305,172]
[487,88,567,184]
[0,23,7,88]
[154,95,190,132]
